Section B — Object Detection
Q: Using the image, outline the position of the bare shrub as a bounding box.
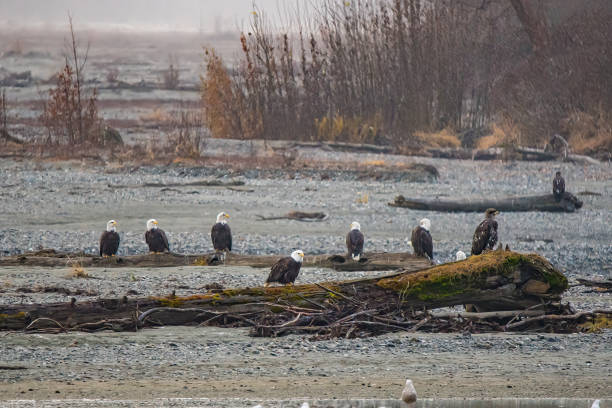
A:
[41,15,102,146]
[106,68,119,84]
[201,48,246,139]
[492,6,612,150]
[161,55,180,90]
[166,109,204,159]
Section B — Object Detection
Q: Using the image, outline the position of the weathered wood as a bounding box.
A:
[255,211,328,222]
[0,249,431,271]
[0,251,568,331]
[389,192,583,213]
[576,278,612,292]
[107,179,245,189]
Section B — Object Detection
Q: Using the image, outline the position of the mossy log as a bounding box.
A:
[0,249,431,271]
[389,192,583,213]
[0,251,568,331]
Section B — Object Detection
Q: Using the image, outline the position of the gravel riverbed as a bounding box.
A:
[0,154,611,404]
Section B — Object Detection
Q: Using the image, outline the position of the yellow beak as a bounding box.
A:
[225,214,230,219]
[300,253,304,258]
[154,221,159,225]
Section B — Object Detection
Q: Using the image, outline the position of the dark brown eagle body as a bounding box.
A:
[266,257,302,285]
[472,217,498,255]
[145,228,169,253]
[346,229,364,260]
[211,222,232,252]
[411,226,433,259]
[553,172,565,201]
[99,231,120,256]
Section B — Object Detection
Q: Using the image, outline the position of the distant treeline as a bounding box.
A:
[201,0,612,154]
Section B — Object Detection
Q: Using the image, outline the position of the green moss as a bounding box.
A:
[0,312,27,322]
[377,250,568,301]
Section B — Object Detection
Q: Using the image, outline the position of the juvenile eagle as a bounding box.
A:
[346,221,364,261]
[211,212,232,253]
[99,220,120,257]
[471,208,499,255]
[265,250,304,287]
[553,171,565,201]
[411,218,433,260]
[145,219,169,253]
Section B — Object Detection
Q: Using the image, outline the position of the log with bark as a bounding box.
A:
[0,249,431,272]
[107,179,245,189]
[255,211,328,222]
[1,250,587,337]
[389,192,583,213]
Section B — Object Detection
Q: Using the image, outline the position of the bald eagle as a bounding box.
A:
[346,221,364,261]
[471,208,499,255]
[145,219,169,253]
[99,220,119,257]
[265,250,304,287]
[411,218,433,260]
[553,171,565,201]
[211,212,232,253]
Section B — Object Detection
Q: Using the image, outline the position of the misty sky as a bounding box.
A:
[0,0,303,32]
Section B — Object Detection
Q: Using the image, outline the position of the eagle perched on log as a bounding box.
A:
[553,171,565,201]
[346,221,364,261]
[471,208,499,255]
[265,250,304,287]
[211,212,232,254]
[145,219,169,253]
[99,220,120,257]
[411,218,433,260]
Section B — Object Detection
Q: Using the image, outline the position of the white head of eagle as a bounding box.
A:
[419,218,431,231]
[456,250,466,261]
[216,212,230,224]
[146,219,159,231]
[291,250,305,263]
[350,221,361,231]
[106,220,118,232]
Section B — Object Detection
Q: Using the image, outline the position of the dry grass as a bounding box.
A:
[355,192,369,205]
[562,110,612,155]
[140,108,172,125]
[363,160,385,166]
[476,122,520,149]
[413,128,461,149]
[67,260,89,279]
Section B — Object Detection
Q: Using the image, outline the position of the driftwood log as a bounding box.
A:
[108,179,245,189]
[0,251,575,336]
[389,192,583,213]
[0,249,431,272]
[255,211,328,222]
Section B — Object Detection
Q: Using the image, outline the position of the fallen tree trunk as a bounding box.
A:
[255,211,328,222]
[0,249,431,271]
[389,192,583,213]
[0,250,569,334]
[108,179,245,189]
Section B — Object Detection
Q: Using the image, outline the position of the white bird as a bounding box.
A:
[456,250,467,261]
[401,378,417,407]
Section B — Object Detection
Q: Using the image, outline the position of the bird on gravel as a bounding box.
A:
[401,378,417,407]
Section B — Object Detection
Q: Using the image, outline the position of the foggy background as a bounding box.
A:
[0,0,302,33]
